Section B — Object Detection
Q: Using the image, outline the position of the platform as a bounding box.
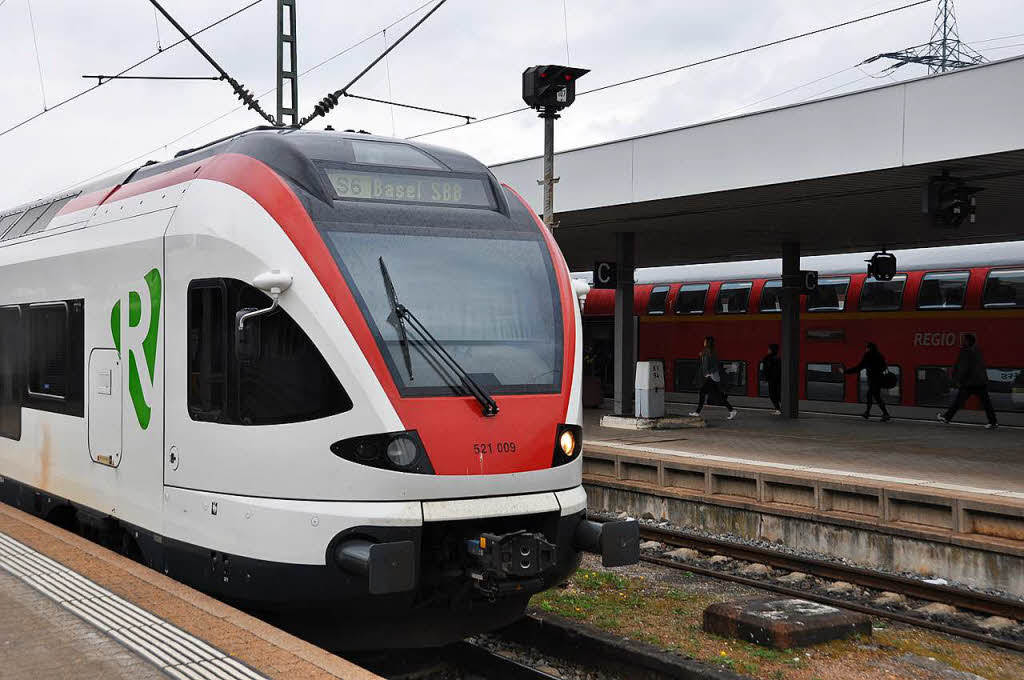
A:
[581,407,1024,596]
[0,502,381,680]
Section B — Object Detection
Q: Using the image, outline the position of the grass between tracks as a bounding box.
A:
[530,562,1024,680]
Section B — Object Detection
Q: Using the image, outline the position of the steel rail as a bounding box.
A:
[642,554,1024,654]
[637,524,1024,620]
[443,641,562,679]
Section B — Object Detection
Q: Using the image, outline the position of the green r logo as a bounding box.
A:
[110,269,162,429]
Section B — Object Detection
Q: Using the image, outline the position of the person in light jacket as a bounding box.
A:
[938,334,998,429]
[689,336,737,420]
[846,342,891,422]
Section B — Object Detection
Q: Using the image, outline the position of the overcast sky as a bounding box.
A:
[1,0,1022,207]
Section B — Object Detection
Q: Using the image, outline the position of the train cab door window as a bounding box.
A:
[188,281,227,421]
[859,365,901,402]
[24,300,83,416]
[760,280,782,312]
[716,282,752,314]
[674,284,708,315]
[986,368,1024,413]
[860,275,906,311]
[673,359,698,392]
[915,366,953,407]
[807,277,850,312]
[646,286,669,315]
[806,363,845,401]
[918,271,969,310]
[719,360,748,396]
[187,279,353,425]
[983,269,1024,309]
[0,307,23,440]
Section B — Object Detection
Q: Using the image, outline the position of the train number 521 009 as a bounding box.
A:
[473,441,517,455]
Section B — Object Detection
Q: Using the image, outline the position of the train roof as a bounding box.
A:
[573,241,1024,286]
[1,128,492,218]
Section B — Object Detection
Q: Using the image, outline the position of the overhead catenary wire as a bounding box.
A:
[298,0,448,128]
[26,0,46,109]
[406,0,932,140]
[0,0,263,141]
[146,0,276,125]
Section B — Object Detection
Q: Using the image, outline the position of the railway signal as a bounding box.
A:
[867,251,898,281]
[522,65,590,229]
[924,174,983,228]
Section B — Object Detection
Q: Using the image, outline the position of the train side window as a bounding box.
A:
[987,368,1024,413]
[23,300,84,417]
[918,271,969,310]
[0,307,23,441]
[982,269,1024,309]
[859,365,901,401]
[719,360,748,396]
[806,362,845,401]
[760,280,782,312]
[646,286,669,315]
[716,282,752,314]
[188,281,228,421]
[807,277,850,312]
[186,278,353,425]
[673,284,708,315]
[673,359,698,392]
[860,275,906,311]
[915,366,953,407]
[0,212,23,239]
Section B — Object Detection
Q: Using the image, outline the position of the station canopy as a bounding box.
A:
[490,56,1024,270]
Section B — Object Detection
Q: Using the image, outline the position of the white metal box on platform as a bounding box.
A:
[635,360,665,418]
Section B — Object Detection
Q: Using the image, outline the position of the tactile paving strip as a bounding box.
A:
[0,531,267,680]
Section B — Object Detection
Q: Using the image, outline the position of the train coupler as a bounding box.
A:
[466,529,556,596]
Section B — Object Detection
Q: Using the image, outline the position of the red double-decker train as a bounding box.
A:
[580,243,1024,423]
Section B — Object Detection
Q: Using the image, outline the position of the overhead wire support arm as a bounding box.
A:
[342,93,474,123]
[83,74,223,84]
[147,0,277,125]
[298,0,448,128]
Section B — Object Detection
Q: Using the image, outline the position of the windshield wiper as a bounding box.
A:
[378,257,499,417]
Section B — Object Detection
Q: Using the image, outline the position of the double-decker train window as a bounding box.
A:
[760,280,782,312]
[0,307,23,440]
[673,284,708,315]
[982,269,1024,308]
[187,279,353,425]
[915,366,953,407]
[860,275,906,311]
[719,360,748,396]
[859,365,901,401]
[806,362,845,401]
[986,368,1024,412]
[673,359,699,392]
[646,286,669,315]
[807,277,850,312]
[918,271,969,310]
[716,282,752,314]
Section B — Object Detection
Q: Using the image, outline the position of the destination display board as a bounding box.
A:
[325,169,493,208]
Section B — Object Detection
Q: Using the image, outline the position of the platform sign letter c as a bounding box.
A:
[110,268,162,430]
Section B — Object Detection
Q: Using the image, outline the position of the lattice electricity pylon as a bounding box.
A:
[863,0,985,74]
[276,0,299,126]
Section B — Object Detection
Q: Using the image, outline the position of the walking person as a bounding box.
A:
[761,343,782,415]
[689,336,738,420]
[846,342,891,422]
[938,334,998,429]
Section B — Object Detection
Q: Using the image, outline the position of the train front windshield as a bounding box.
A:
[317,177,564,398]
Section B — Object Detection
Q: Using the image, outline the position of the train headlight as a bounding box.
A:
[386,436,418,468]
[559,430,577,457]
[552,424,583,467]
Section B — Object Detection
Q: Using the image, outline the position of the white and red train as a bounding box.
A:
[0,128,636,648]
[580,243,1024,422]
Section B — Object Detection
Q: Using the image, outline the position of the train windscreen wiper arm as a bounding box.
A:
[378,257,499,417]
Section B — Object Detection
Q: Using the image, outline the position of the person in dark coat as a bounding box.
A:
[938,334,998,429]
[689,336,737,420]
[846,342,890,421]
[761,343,782,414]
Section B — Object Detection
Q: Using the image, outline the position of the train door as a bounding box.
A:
[88,349,122,466]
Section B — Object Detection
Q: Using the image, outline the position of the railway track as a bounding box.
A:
[442,641,562,679]
[634,521,1024,653]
